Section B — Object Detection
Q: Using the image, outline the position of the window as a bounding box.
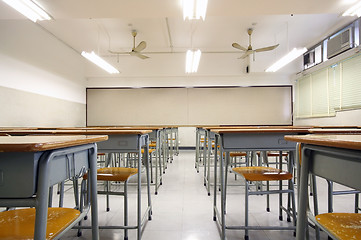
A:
[295,53,361,119]
[303,44,323,70]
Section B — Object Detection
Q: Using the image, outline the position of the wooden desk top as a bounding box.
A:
[211,128,310,134]
[58,126,163,131]
[308,128,361,134]
[285,134,361,151]
[204,125,312,130]
[0,129,152,136]
[0,135,108,152]
[0,127,38,130]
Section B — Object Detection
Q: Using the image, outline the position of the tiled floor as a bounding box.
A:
[60,150,357,240]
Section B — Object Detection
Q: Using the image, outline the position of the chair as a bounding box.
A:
[78,156,152,240]
[310,176,361,240]
[327,180,360,213]
[257,151,291,213]
[231,151,297,240]
[0,207,80,239]
[314,212,361,239]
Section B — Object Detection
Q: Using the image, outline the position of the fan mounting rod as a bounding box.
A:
[247,28,253,50]
[132,30,137,50]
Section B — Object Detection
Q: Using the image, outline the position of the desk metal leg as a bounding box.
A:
[195,129,200,172]
[296,147,310,240]
[213,134,218,221]
[89,144,100,240]
[203,131,207,187]
[219,138,226,240]
[137,137,142,240]
[34,151,51,240]
[145,136,152,220]
[207,135,212,196]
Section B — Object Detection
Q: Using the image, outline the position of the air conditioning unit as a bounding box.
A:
[327,27,353,59]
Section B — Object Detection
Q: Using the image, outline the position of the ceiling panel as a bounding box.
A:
[0,0,359,79]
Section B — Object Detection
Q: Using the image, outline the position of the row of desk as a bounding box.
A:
[1,125,361,239]
[0,126,180,240]
[194,126,361,240]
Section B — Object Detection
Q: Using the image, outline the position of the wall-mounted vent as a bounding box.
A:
[327,27,353,59]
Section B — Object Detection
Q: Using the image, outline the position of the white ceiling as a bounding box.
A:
[0,0,359,78]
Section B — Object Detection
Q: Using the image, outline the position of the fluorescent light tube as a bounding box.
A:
[265,48,307,72]
[343,1,361,16]
[81,51,119,74]
[186,49,201,73]
[196,0,208,20]
[183,0,208,20]
[3,0,51,22]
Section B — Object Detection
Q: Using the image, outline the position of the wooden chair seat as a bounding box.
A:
[229,152,247,157]
[0,207,80,239]
[233,166,293,181]
[84,167,138,182]
[316,213,361,240]
[141,148,156,154]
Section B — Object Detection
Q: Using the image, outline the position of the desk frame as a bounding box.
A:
[297,143,361,240]
[0,143,99,240]
[95,133,152,240]
[213,130,299,240]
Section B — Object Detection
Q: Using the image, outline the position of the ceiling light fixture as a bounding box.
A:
[81,51,119,74]
[342,1,361,16]
[183,0,208,20]
[265,48,307,72]
[186,49,201,73]
[2,0,51,22]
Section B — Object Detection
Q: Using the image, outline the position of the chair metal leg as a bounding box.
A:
[327,180,333,213]
[59,181,64,207]
[150,153,153,184]
[311,175,321,240]
[48,185,53,207]
[124,180,128,240]
[355,193,359,213]
[245,180,249,240]
[266,181,270,212]
[77,180,87,237]
[106,180,110,212]
[279,151,283,221]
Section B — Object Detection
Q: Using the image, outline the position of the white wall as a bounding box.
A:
[294,109,361,127]
[0,20,87,127]
[178,127,196,147]
[86,73,292,88]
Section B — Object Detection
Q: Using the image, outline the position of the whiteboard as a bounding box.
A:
[87,86,292,126]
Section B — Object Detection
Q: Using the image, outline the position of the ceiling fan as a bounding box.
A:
[232,28,279,60]
[109,30,149,59]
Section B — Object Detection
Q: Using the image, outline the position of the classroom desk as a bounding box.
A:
[0,129,153,239]
[0,135,108,240]
[284,134,361,240]
[56,127,166,194]
[211,127,310,240]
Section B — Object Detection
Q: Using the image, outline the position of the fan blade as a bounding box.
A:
[232,43,247,51]
[130,51,149,59]
[255,44,279,52]
[238,51,252,59]
[133,41,147,52]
